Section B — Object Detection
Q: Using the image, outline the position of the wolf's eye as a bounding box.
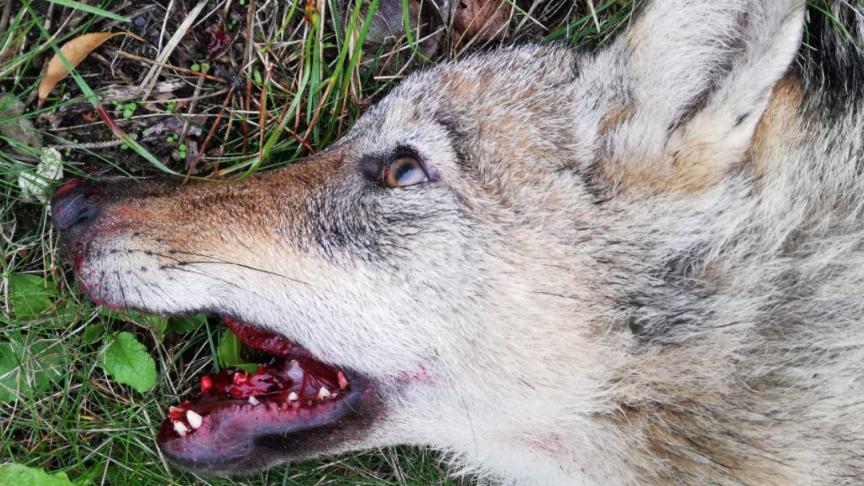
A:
[383,156,428,188]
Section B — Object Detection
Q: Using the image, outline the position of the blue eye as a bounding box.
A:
[384,156,428,188]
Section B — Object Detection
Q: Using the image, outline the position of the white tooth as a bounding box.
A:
[248,395,259,406]
[318,386,331,400]
[173,420,188,436]
[186,410,203,430]
[288,391,299,402]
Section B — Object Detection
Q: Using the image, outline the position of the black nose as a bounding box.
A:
[50,179,102,231]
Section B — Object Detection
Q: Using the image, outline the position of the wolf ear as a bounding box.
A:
[600,0,806,192]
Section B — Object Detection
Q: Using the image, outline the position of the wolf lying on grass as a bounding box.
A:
[50,0,864,483]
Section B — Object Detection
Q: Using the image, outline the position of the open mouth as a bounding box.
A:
[156,316,376,472]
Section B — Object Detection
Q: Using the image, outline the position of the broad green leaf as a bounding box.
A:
[0,340,68,403]
[72,463,100,486]
[98,307,124,320]
[99,309,168,339]
[217,328,242,367]
[169,314,207,334]
[141,314,169,339]
[217,329,257,373]
[101,332,157,393]
[8,274,54,320]
[0,464,75,486]
[81,323,104,345]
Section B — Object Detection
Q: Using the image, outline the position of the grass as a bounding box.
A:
[0,1,636,484]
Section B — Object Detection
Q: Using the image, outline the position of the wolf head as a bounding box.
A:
[53,1,812,483]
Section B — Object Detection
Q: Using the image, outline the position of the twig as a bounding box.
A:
[586,0,601,32]
[257,62,271,159]
[48,139,126,150]
[186,86,235,176]
[241,0,257,156]
[0,0,13,36]
[178,75,206,149]
[115,50,227,83]
[139,0,208,101]
[158,0,174,51]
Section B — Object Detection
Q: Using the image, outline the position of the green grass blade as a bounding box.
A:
[46,0,130,22]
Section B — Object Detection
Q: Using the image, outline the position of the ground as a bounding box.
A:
[0,1,633,485]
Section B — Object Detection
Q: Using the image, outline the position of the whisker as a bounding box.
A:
[115,271,128,308]
[120,247,314,288]
[169,249,314,287]
[165,264,283,309]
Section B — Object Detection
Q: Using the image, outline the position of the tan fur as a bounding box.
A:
[750,77,805,175]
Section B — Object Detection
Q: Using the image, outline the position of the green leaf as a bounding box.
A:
[0,464,75,486]
[71,463,100,486]
[217,329,257,373]
[101,332,157,393]
[217,328,242,367]
[81,323,104,345]
[8,274,54,320]
[0,340,68,403]
[168,314,207,334]
[98,309,168,339]
[139,314,169,339]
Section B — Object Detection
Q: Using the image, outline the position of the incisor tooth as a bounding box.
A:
[186,410,203,430]
[318,386,331,400]
[173,421,189,436]
[288,391,299,402]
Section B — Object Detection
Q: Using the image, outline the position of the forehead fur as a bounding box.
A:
[345,44,596,199]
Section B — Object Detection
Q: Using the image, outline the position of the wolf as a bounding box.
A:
[50,0,864,484]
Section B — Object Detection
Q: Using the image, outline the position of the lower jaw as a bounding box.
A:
[155,316,378,472]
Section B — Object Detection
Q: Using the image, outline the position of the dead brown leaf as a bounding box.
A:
[453,0,512,43]
[38,32,142,102]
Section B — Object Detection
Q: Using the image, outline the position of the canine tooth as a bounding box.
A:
[287,391,299,402]
[173,421,189,437]
[186,410,203,430]
[337,371,349,390]
[248,395,260,406]
[318,386,331,400]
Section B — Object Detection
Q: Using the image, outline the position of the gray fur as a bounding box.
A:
[59,0,864,483]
